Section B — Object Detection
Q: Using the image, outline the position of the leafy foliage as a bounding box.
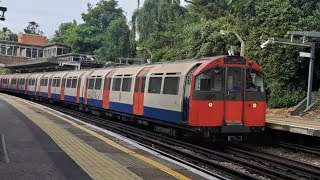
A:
[52,0,131,63]
[51,0,320,108]
[0,27,17,41]
[24,21,44,35]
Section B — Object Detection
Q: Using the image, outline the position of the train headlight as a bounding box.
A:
[208,102,213,108]
[252,103,257,108]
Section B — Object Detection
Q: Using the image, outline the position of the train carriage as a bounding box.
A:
[50,71,70,100]
[109,66,144,114]
[0,55,266,141]
[2,74,13,92]
[63,70,89,104]
[39,73,54,98]
[8,74,19,93]
[26,73,43,96]
[143,61,203,124]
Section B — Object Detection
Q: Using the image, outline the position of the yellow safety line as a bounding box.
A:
[3,94,191,180]
[1,95,141,180]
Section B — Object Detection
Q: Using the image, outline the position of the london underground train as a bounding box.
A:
[0,55,266,141]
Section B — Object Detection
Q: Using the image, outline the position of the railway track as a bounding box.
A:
[38,102,320,180]
[278,141,320,156]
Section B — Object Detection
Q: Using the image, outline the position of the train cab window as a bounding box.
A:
[246,69,265,92]
[195,68,223,91]
[163,77,180,95]
[71,79,78,88]
[148,77,162,94]
[66,79,72,88]
[95,78,102,90]
[88,78,95,89]
[122,78,132,92]
[227,68,242,92]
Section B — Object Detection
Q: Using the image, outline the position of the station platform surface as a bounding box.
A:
[267,114,320,137]
[0,93,211,180]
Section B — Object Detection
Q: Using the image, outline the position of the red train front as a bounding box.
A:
[189,56,266,140]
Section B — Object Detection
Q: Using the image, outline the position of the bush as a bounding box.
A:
[267,90,305,108]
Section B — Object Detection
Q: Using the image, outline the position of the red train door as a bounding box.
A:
[133,67,153,115]
[60,77,66,100]
[224,67,244,124]
[103,70,117,109]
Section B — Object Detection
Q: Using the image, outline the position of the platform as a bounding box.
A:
[267,114,320,137]
[0,93,211,180]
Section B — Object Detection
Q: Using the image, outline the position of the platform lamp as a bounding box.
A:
[136,47,153,63]
[220,30,245,57]
[0,6,7,21]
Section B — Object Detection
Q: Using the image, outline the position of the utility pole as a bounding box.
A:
[260,31,320,109]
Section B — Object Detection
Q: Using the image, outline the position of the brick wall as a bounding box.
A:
[18,34,47,45]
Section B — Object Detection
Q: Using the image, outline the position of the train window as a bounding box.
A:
[52,79,56,87]
[95,78,102,90]
[88,78,95,89]
[45,79,48,86]
[246,69,265,92]
[56,79,61,87]
[227,68,242,92]
[71,79,78,88]
[112,78,121,91]
[195,68,223,91]
[122,78,132,92]
[20,79,25,85]
[163,77,180,95]
[66,79,72,88]
[148,77,162,94]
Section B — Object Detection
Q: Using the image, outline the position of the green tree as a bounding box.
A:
[95,17,131,62]
[24,21,44,35]
[0,27,17,41]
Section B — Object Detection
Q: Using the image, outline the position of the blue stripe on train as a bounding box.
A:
[65,95,77,103]
[27,91,35,95]
[109,101,132,114]
[39,92,48,97]
[87,98,103,108]
[51,93,60,100]
[144,106,182,123]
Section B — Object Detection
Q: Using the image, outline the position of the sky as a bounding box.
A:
[0,0,138,38]
[0,0,187,38]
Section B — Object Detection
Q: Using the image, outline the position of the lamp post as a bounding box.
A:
[260,31,320,109]
[136,46,153,63]
[220,30,245,57]
[0,5,7,21]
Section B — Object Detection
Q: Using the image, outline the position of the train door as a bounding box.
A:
[87,76,103,107]
[133,67,153,115]
[224,67,244,124]
[103,70,117,109]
